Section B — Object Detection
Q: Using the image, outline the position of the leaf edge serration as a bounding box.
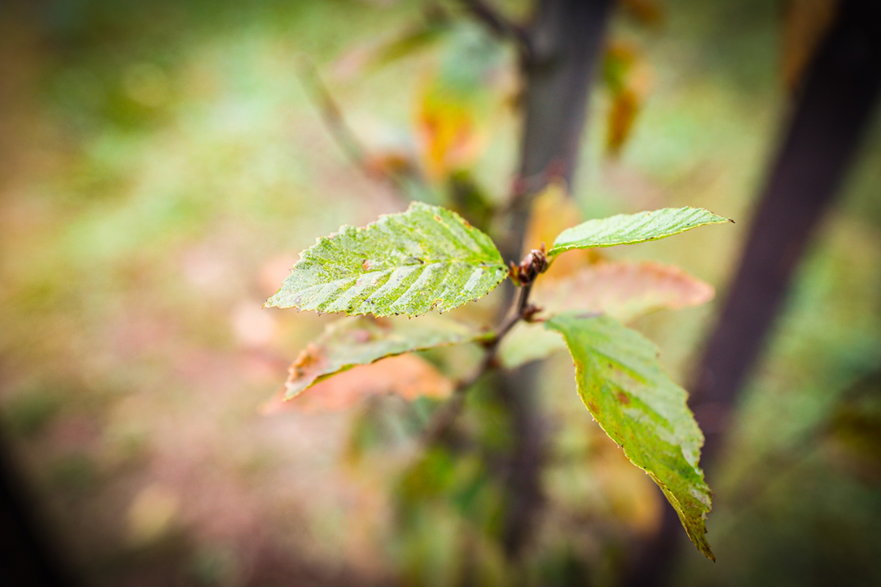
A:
[265,202,508,318]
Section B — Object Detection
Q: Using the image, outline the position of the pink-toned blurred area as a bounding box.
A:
[1,1,880,586]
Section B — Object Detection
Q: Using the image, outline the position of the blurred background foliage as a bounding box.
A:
[0,0,879,585]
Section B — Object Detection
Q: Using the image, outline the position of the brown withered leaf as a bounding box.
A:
[261,354,452,414]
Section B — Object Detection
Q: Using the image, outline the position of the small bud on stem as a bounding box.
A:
[509,245,549,286]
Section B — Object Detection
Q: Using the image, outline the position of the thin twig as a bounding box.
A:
[457,0,533,58]
[295,58,412,206]
[422,284,534,446]
[296,59,368,169]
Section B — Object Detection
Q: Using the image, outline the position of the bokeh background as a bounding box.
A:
[1,0,879,585]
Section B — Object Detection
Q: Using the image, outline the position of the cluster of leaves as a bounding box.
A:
[266,200,729,558]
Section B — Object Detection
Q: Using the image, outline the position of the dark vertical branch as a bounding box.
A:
[494,0,614,561]
[695,0,881,464]
[518,0,612,190]
[627,1,881,584]
[500,0,614,263]
[0,429,79,586]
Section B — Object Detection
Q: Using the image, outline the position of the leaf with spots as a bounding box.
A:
[549,207,730,257]
[278,315,479,400]
[546,313,713,559]
[266,202,508,317]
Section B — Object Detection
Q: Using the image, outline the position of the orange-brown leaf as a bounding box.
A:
[416,88,481,180]
[533,260,714,322]
[261,354,452,414]
[606,87,641,158]
[602,40,651,158]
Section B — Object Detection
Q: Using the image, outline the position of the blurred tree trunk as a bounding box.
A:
[494,0,613,560]
[626,0,881,584]
[502,0,614,260]
[0,431,79,586]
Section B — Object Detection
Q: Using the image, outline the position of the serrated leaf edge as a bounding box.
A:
[265,202,508,317]
[548,207,732,257]
[545,315,714,559]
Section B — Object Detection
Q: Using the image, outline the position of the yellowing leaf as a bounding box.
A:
[416,83,482,179]
[278,315,477,400]
[546,313,713,559]
[522,182,597,280]
[332,23,447,80]
[413,27,503,180]
[606,86,641,157]
[602,41,651,157]
[262,354,452,413]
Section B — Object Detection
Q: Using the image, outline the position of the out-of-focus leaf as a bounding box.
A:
[603,41,638,94]
[415,26,502,179]
[395,448,506,585]
[344,395,428,467]
[549,207,730,256]
[826,374,881,482]
[522,182,598,280]
[602,41,650,157]
[498,261,714,368]
[272,315,478,400]
[363,149,418,180]
[447,169,495,232]
[416,83,481,180]
[782,0,838,89]
[333,21,448,79]
[262,354,453,413]
[619,0,665,26]
[546,313,713,559]
[606,87,641,157]
[497,327,565,370]
[266,202,508,317]
[538,260,714,322]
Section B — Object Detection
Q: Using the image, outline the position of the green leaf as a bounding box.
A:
[266,202,507,317]
[284,315,479,400]
[549,207,730,256]
[498,261,714,369]
[497,326,564,369]
[546,313,714,559]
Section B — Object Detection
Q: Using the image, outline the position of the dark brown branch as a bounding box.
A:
[457,0,532,56]
[490,0,614,561]
[422,283,534,446]
[626,1,881,584]
[498,0,614,263]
